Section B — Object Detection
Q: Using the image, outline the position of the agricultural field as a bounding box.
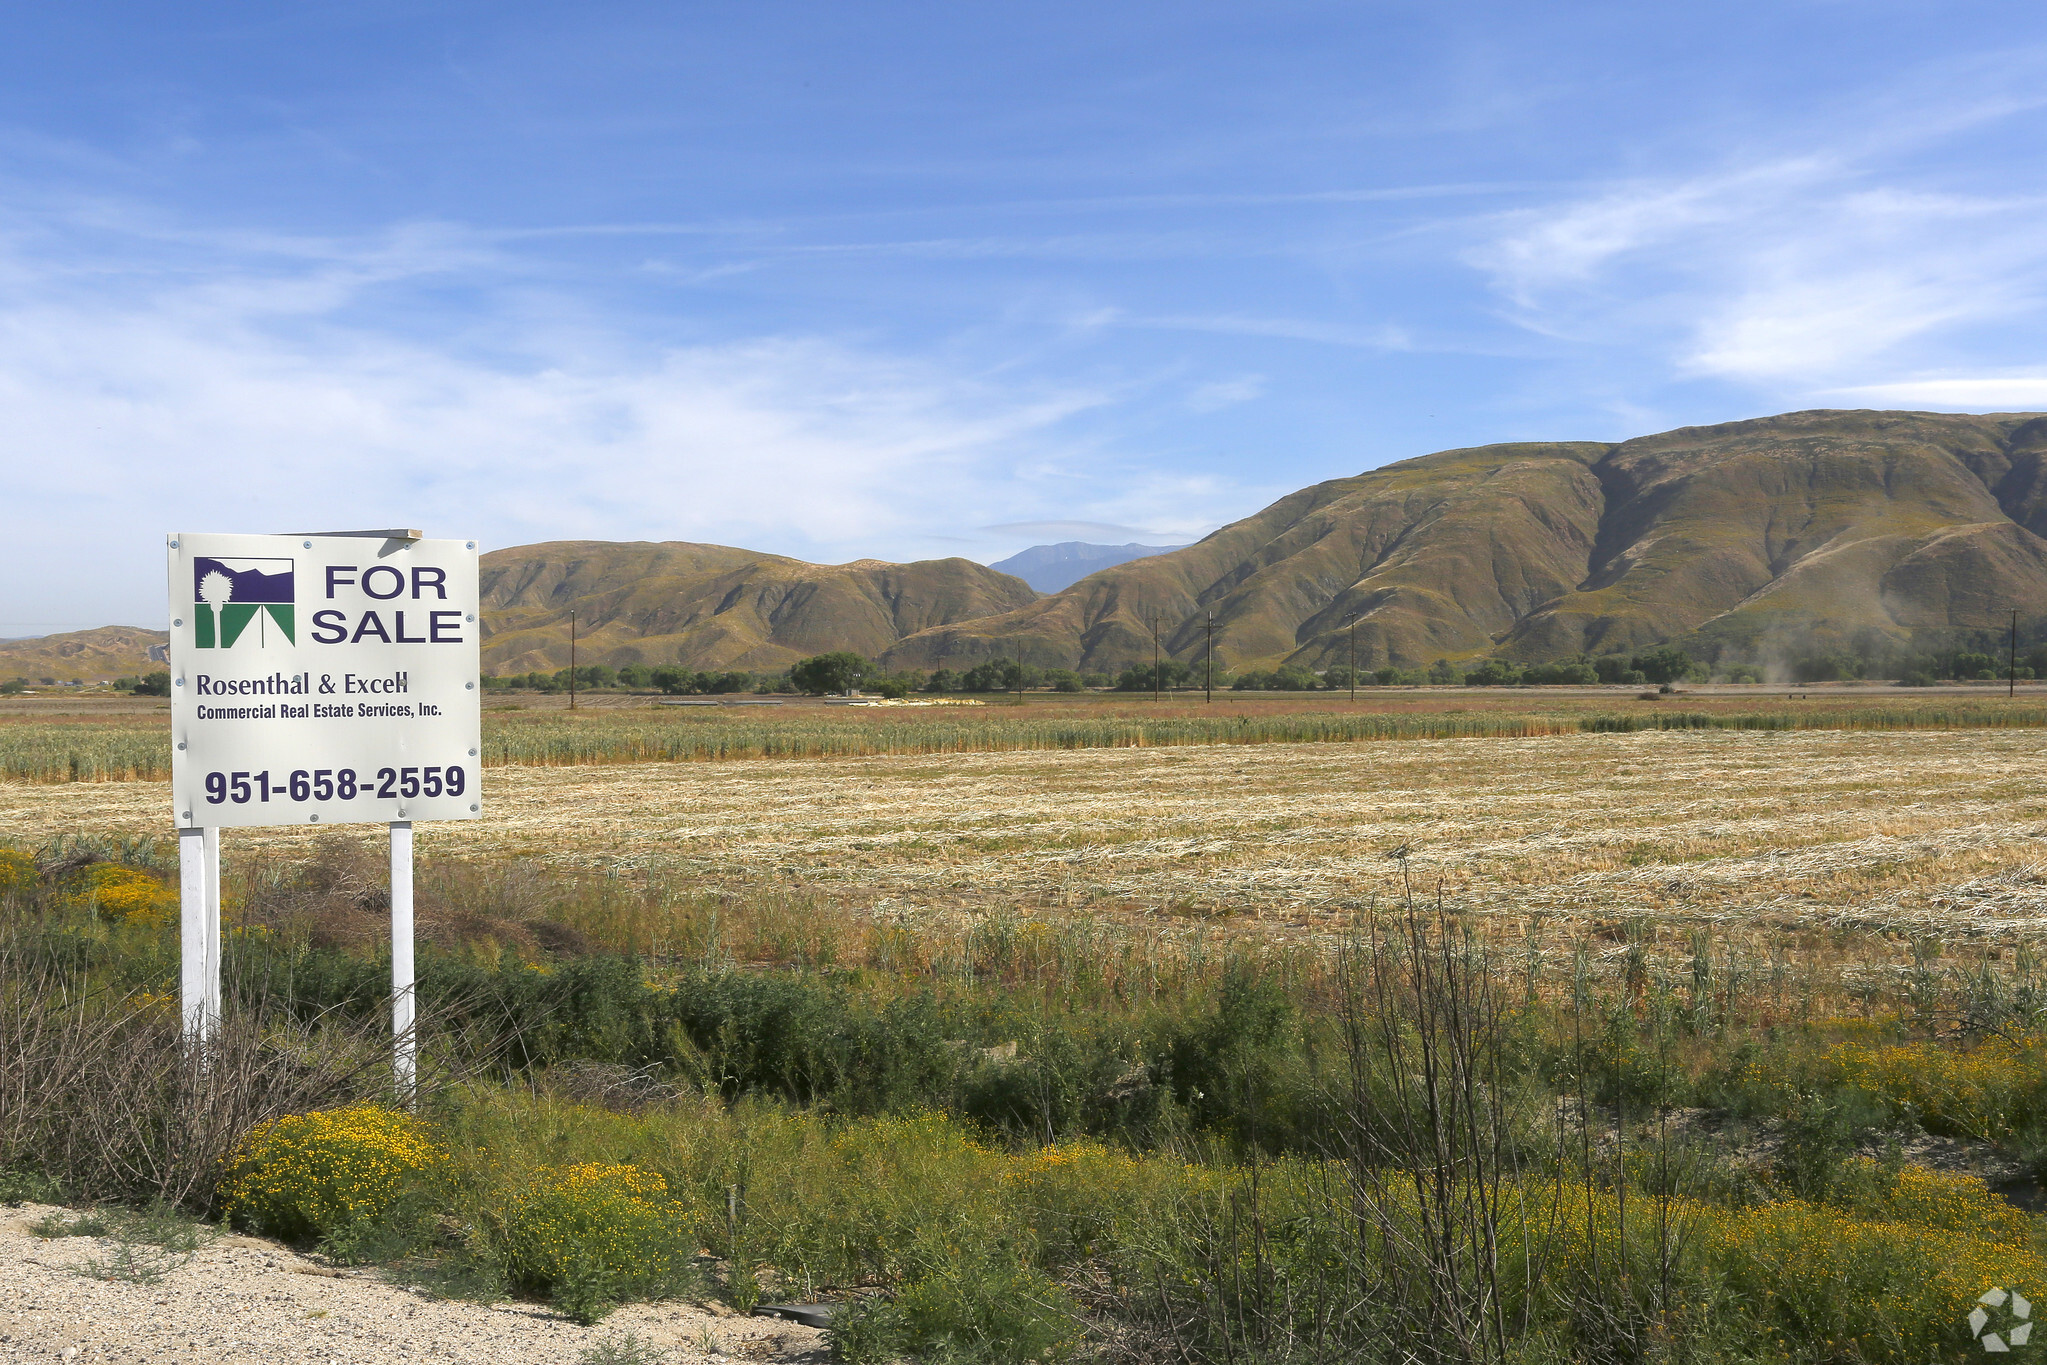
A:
[7,702,2047,1362]
[9,720,2047,945]
[5,683,2047,780]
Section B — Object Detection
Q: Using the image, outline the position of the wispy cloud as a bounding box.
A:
[0,204,1262,625]
[1829,377,2047,410]
[1475,158,1840,306]
[1186,374,1266,413]
[1466,63,2047,392]
[1111,310,1409,350]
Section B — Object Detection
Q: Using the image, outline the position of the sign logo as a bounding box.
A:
[1973,1288,2033,1352]
[192,556,294,649]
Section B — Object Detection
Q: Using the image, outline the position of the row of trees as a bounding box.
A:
[0,672,170,696]
[476,649,1698,695]
[1785,647,2041,685]
[485,665,765,695]
[480,636,2047,697]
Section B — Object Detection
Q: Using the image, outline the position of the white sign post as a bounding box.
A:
[167,530,482,1098]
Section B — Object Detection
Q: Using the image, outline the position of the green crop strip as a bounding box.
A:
[9,700,2047,783]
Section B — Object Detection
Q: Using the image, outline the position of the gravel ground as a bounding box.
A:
[0,1206,826,1365]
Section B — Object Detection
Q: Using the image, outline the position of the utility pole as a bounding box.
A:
[1349,614,1358,703]
[2012,609,2019,699]
[1152,614,1162,703]
[1204,617,1215,703]
[569,610,577,711]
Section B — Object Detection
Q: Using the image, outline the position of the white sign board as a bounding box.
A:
[167,532,483,830]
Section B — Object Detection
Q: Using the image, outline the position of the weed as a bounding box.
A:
[868,1254,1079,1364]
[576,1334,669,1365]
[315,1194,437,1265]
[553,1251,624,1326]
[500,1162,696,1323]
[827,1294,909,1365]
[0,1166,61,1205]
[30,1209,108,1239]
[389,1247,511,1304]
[110,1200,216,1254]
[78,1241,185,1286]
[722,1256,763,1314]
[1773,1089,1871,1203]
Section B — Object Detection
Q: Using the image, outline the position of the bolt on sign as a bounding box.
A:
[168,532,483,829]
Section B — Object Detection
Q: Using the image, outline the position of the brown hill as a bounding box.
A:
[478,541,1038,674]
[880,410,2047,673]
[0,626,168,682]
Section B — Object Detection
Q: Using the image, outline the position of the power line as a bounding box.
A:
[1349,614,1358,703]
[1204,617,1215,703]
[1152,613,1162,703]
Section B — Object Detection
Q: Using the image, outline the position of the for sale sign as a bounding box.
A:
[167,532,483,829]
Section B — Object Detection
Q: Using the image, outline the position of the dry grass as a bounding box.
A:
[11,727,2047,955]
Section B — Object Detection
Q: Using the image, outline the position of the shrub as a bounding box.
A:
[831,1251,1081,1364]
[502,1162,690,1322]
[220,1104,444,1244]
[1772,1088,1871,1202]
[1823,1038,2045,1141]
[0,1165,61,1204]
[1699,1201,2047,1363]
[0,848,33,893]
[78,864,177,928]
[1831,1158,2032,1247]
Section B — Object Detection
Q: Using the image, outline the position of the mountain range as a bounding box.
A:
[879,409,2047,673]
[476,541,1037,675]
[0,626,169,681]
[17,410,2047,682]
[987,541,1188,593]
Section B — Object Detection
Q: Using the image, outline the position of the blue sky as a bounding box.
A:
[8,1,2047,631]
